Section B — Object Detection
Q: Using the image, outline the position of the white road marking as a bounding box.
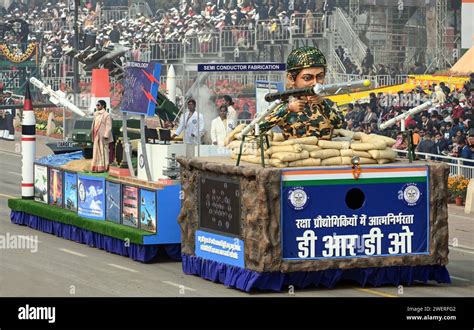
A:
[162,281,197,292]
[0,150,20,157]
[7,171,21,176]
[0,193,16,199]
[107,263,139,273]
[450,214,474,221]
[355,288,398,298]
[449,246,474,255]
[59,248,87,257]
[450,276,470,282]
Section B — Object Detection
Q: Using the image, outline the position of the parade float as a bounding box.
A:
[176,62,451,292]
[8,63,187,262]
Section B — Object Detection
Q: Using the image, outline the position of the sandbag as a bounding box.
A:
[361,134,397,147]
[289,158,322,167]
[368,148,397,160]
[350,140,386,151]
[377,158,393,164]
[340,149,372,158]
[318,140,350,150]
[300,144,322,152]
[269,159,289,168]
[310,149,340,159]
[340,157,377,165]
[231,153,269,164]
[224,124,246,146]
[333,128,355,139]
[231,148,264,157]
[265,144,303,155]
[227,140,261,151]
[353,132,368,140]
[280,136,318,145]
[273,132,285,142]
[321,156,344,166]
[272,150,310,162]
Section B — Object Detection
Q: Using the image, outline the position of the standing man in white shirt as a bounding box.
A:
[172,99,205,144]
[211,105,235,146]
[222,95,238,124]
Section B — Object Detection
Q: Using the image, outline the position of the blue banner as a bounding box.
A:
[195,230,244,268]
[105,180,121,224]
[198,63,285,72]
[120,61,162,116]
[78,175,105,220]
[281,166,430,260]
[64,172,77,211]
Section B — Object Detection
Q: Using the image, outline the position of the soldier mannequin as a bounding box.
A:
[259,46,344,140]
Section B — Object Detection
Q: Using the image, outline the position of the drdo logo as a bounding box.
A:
[400,183,421,206]
[287,187,309,210]
[78,182,86,202]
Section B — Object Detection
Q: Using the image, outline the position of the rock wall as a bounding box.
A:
[178,157,449,273]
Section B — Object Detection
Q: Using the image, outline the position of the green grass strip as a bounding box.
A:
[283,176,427,187]
[8,198,152,244]
[77,171,110,178]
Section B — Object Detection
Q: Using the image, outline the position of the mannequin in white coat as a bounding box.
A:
[211,105,235,146]
[172,99,205,144]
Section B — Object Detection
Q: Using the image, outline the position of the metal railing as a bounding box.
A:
[34,18,74,33]
[185,33,221,56]
[256,20,292,43]
[332,8,367,68]
[221,26,256,51]
[291,13,326,38]
[331,48,347,74]
[395,149,474,179]
[98,6,129,26]
[147,42,185,61]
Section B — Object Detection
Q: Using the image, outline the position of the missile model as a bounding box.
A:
[29,77,86,117]
[264,80,372,102]
[21,82,35,199]
[167,64,176,105]
[379,100,436,131]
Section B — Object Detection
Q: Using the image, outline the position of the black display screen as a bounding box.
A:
[199,173,241,237]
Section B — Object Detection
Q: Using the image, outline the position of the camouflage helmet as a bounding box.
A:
[286,46,327,72]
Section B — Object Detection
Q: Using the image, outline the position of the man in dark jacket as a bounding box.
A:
[434,132,449,155]
[416,133,436,158]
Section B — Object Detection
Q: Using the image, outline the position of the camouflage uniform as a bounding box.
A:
[258,46,345,140]
[259,99,344,140]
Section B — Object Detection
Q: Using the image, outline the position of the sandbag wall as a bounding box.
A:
[226,126,399,167]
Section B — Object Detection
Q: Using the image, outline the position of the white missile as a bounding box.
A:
[29,77,86,117]
[167,64,176,105]
[21,83,35,199]
[379,100,435,131]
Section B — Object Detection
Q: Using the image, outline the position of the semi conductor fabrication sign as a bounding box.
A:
[281,166,430,260]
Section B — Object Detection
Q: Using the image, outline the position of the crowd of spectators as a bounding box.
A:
[0,1,329,64]
[342,74,474,162]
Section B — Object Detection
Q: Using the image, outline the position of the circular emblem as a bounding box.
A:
[78,182,86,202]
[287,187,309,211]
[192,119,197,124]
[401,183,421,206]
[139,154,145,168]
